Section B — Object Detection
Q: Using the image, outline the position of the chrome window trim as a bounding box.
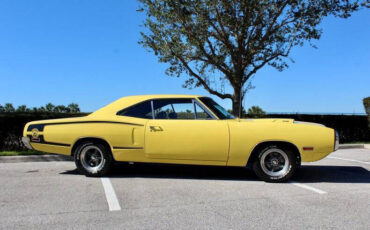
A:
[193,99,216,120]
[192,100,197,119]
[119,97,216,120]
[150,100,155,119]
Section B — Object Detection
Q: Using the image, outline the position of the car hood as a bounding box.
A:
[236,118,295,124]
[230,118,325,127]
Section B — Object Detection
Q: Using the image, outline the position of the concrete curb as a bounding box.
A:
[0,154,72,163]
[339,144,364,149]
[338,144,370,149]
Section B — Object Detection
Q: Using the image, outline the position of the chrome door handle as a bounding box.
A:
[150,126,163,132]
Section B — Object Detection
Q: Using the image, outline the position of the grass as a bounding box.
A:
[0,150,46,156]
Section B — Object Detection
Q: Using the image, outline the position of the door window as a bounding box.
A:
[195,103,212,119]
[153,99,195,119]
[198,97,235,119]
[118,98,214,120]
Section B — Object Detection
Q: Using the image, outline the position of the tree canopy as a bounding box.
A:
[248,105,266,118]
[138,0,366,116]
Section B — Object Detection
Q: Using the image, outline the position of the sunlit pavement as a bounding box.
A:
[0,149,369,230]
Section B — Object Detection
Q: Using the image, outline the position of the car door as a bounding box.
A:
[145,98,229,161]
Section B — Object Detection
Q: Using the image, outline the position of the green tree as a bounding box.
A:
[16,105,29,112]
[45,103,55,112]
[54,105,66,113]
[363,97,370,129]
[228,107,247,117]
[138,0,365,116]
[248,105,266,118]
[68,103,80,113]
[363,97,370,114]
[4,103,15,112]
[0,104,4,112]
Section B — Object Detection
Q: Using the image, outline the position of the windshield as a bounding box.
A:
[198,97,235,120]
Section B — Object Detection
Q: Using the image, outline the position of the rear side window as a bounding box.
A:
[117,101,152,119]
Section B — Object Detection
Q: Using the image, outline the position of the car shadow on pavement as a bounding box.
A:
[293,165,370,183]
[61,163,370,183]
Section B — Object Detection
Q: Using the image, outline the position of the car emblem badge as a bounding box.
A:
[31,128,40,142]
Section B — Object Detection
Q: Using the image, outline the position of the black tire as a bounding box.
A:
[252,145,297,183]
[74,142,113,177]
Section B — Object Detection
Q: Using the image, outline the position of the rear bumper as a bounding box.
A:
[334,131,339,151]
[22,137,33,150]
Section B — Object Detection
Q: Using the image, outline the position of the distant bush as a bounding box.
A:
[0,103,80,113]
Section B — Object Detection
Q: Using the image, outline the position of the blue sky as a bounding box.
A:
[0,0,369,113]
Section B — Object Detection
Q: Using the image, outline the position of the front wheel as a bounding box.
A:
[252,145,297,182]
[74,142,113,177]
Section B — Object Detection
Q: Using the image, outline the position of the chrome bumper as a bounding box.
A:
[334,131,339,151]
[22,136,33,150]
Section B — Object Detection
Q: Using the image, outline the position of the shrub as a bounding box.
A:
[265,114,370,143]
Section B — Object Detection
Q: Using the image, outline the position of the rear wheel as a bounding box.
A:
[74,142,112,177]
[252,145,297,182]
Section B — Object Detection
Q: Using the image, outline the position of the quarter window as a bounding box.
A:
[117,101,152,119]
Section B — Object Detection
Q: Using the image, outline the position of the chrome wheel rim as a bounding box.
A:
[80,146,105,174]
[260,148,289,177]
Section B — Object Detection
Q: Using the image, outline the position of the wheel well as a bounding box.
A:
[246,141,301,166]
[71,137,112,157]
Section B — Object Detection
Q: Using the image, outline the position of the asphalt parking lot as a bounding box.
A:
[0,149,369,230]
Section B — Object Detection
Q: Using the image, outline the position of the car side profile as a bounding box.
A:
[22,95,338,182]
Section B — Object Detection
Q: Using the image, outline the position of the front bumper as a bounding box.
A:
[22,136,33,150]
[334,131,339,151]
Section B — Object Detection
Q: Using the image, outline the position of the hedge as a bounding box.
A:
[261,114,370,143]
[0,112,369,151]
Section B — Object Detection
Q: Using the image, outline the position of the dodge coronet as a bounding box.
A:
[22,95,338,182]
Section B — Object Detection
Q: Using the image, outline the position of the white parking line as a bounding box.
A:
[291,182,327,194]
[101,178,121,211]
[327,156,370,165]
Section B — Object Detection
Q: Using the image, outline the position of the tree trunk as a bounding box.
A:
[232,87,243,117]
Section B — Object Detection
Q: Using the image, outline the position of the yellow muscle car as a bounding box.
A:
[22,95,338,182]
